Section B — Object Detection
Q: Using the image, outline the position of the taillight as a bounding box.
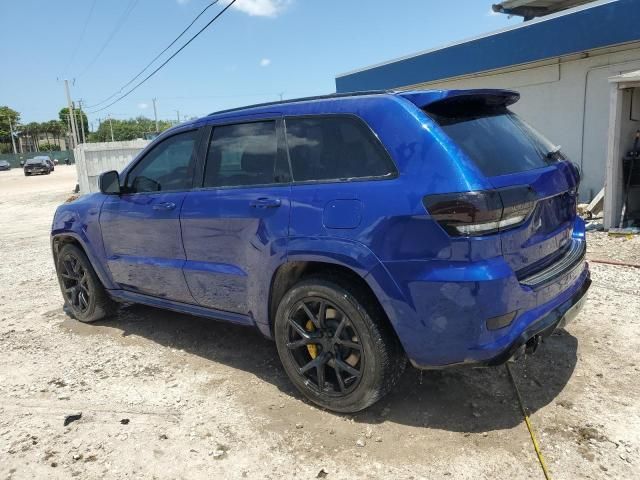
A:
[423,186,536,236]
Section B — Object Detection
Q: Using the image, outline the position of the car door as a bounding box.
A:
[100,128,201,303]
[180,118,291,314]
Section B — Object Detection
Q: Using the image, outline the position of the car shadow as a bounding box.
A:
[90,303,578,432]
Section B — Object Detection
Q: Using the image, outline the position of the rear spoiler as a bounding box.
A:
[397,89,520,110]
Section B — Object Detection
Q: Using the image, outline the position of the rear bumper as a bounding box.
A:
[380,238,590,369]
[480,270,590,366]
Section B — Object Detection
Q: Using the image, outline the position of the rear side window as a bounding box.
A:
[204,121,284,188]
[285,116,396,182]
[426,105,558,177]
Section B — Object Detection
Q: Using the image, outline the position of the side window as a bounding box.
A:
[285,116,396,182]
[126,130,198,193]
[204,121,283,188]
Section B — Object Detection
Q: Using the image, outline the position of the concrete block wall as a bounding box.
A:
[74,140,150,194]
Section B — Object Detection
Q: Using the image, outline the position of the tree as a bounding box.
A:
[21,122,42,152]
[0,106,20,151]
[89,116,172,142]
[46,120,66,148]
[59,107,88,139]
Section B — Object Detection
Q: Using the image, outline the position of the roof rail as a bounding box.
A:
[207,90,391,116]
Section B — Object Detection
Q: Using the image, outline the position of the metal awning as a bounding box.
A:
[492,0,594,19]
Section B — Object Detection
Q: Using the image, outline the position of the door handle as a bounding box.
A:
[152,201,176,211]
[249,197,281,209]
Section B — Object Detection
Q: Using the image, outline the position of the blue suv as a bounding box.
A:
[52,89,590,412]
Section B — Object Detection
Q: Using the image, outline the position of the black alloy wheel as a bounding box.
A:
[59,251,91,314]
[55,244,116,322]
[285,297,364,396]
[275,277,405,413]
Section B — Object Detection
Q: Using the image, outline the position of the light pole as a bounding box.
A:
[152,98,159,132]
[108,115,114,142]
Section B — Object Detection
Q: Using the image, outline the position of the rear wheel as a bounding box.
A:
[274,276,405,413]
[55,244,116,322]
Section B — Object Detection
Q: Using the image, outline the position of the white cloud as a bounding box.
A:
[259,58,271,67]
[230,0,291,18]
[138,103,149,110]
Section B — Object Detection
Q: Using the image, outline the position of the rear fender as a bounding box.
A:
[282,237,410,342]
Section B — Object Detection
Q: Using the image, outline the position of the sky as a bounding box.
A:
[0,0,520,128]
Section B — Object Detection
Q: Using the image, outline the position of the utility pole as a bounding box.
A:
[7,117,17,154]
[65,113,73,149]
[174,110,180,124]
[64,79,79,149]
[152,98,159,133]
[77,100,86,144]
[108,115,115,142]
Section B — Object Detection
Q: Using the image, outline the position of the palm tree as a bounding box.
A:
[49,121,65,149]
[21,122,41,152]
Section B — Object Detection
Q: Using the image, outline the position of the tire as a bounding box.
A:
[55,244,116,322]
[274,276,406,413]
[24,172,29,176]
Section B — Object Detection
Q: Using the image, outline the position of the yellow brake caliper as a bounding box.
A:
[305,320,318,359]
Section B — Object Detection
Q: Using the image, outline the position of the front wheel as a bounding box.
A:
[55,244,116,322]
[274,277,405,413]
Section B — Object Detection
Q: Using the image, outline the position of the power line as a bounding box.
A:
[77,0,139,78]
[86,0,221,109]
[87,0,238,114]
[62,0,98,77]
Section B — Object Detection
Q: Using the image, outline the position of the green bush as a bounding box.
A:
[39,143,61,151]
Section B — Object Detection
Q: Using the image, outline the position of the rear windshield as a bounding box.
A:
[425,104,560,177]
[25,159,44,165]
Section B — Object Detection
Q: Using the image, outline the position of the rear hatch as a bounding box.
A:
[421,91,580,277]
[25,161,46,170]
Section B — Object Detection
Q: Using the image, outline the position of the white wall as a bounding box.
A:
[74,140,150,194]
[402,43,640,202]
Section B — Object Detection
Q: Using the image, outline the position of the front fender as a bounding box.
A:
[51,195,115,290]
[51,230,117,291]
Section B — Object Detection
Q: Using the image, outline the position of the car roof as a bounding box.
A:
[173,88,519,129]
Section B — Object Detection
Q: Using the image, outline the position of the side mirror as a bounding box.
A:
[99,170,121,195]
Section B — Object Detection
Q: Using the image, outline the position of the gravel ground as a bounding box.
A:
[0,166,638,479]
[587,231,640,265]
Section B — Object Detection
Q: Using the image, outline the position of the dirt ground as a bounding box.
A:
[0,165,639,480]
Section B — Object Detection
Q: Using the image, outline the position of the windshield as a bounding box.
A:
[426,105,562,177]
[25,159,44,165]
